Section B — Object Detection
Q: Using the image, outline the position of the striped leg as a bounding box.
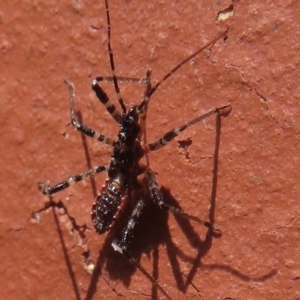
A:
[146,169,220,233]
[40,165,107,195]
[91,77,122,123]
[117,195,146,249]
[144,104,231,153]
[111,194,172,300]
[93,69,152,137]
[65,80,115,146]
[92,75,149,124]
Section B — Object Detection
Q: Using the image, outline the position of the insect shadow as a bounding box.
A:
[79,110,226,300]
[38,0,233,298]
[35,0,278,297]
[74,106,275,300]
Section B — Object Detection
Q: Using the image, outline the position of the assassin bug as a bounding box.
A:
[40,0,230,298]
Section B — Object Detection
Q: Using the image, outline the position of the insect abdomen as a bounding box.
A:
[91,181,126,234]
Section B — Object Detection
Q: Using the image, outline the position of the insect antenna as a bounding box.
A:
[148,29,228,99]
[104,0,126,113]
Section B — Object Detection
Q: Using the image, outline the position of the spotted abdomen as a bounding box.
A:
[91,181,127,234]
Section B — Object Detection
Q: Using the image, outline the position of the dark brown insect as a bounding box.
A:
[40,0,230,298]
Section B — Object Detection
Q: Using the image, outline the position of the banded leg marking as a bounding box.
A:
[94,76,149,84]
[146,169,219,232]
[111,192,171,300]
[118,195,146,249]
[92,78,122,123]
[41,165,107,195]
[144,104,231,153]
[92,74,150,124]
[65,80,115,146]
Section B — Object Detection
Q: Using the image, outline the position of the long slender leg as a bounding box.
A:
[91,75,149,124]
[94,76,149,84]
[91,78,122,123]
[144,104,231,153]
[116,195,146,249]
[111,195,172,300]
[146,169,220,234]
[39,165,107,195]
[65,80,115,146]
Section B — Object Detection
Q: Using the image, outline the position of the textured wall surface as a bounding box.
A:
[1,0,300,299]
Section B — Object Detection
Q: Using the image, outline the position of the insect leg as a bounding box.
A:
[65,80,115,146]
[111,194,172,300]
[144,104,231,153]
[39,165,107,195]
[117,195,146,249]
[91,77,122,123]
[146,169,220,234]
[93,76,149,84]
[92,73,150,124]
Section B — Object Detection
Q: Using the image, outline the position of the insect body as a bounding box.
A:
[91,104,146,234]
[40,0,230,298]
